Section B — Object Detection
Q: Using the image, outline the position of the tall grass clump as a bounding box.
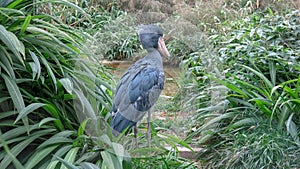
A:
[185,9,300,168]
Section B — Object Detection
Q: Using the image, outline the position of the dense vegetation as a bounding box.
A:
[183,6,300,169]
[0,0,299,168]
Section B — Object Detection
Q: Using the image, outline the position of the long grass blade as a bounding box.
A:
[25,145,58,169]
[61,147,80,169]
[0,131,24,169]
[53,155,78,169]
[0,25,25,66]
[20,14,31,34]
[241,65,273,89]
[14,103,46,124]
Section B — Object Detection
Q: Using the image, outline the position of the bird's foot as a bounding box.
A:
[147,122,151,147]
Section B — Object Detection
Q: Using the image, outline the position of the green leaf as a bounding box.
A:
[230,118,257,129]
[59,78,73,94]
[61,147,80,169]
[37,137,73,149]
[214,78,248,98]
[0,131,44,168]
[54,155,78,169]
[40,56,57,92]
[6,0,23,8]
[0,111,16,120]
[20,14,31,34]
[15,103,46,124]
[39,117,57,127]
[112,142,124,168]
[29,50,41,80]
[269,60,276,85]
[46,160,60,169]
[0,51,15,79]
[98,135,112,147]
[0,131,25,169]
[2,74,25,111]
[1,74,29,131]
[25,145,58,169]
[101,151,121,169]
[73,89,96,119]
[241,65,274,89]
[0,25,25,66]
[78,118,89,136]
[79,162,100,169]
[285,113,299,143]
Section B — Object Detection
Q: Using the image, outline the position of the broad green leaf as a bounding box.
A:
[59,78,73,94]
[0,51,15,78]
[61,147,80,169]
[53,155,77,169]
[29,50,41,80]
[2,74,25,111]
[98,135,112,147]
[73,89,96,119]
[112,142,124,168]
[20,14,31,34]
[101,151,120,169]
[15,103,46,123]
[269,60,276,85]
[6,0,22,8]
[46,160,60,169]
[1,74,29,131]
[0,111,16,120]
[38,117,57,127]
[51,145,72,161]
[28,62,38,80]
[78,118,89,136]
[0,124,48,142]
[37,137,73,149]
[285,113,299,143]
[80,162,100,169]
[41,103,64,131]
[0,25,25,66]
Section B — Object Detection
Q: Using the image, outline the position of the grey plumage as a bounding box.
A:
[111,24,169,137]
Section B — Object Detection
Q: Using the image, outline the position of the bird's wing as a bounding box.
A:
[111,62,164,134]
[128,66,164,112]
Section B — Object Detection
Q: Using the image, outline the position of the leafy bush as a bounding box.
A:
[219,10,300,83]
[185,10,300,168]
[91,12,140,60]
[0,1,129,168]
[202,123,300,168]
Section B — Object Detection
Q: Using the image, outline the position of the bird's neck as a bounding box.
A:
[145,48,163,68]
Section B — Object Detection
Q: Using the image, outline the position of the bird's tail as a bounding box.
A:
[111,112,136,136]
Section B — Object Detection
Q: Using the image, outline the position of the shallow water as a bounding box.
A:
[102,60,180,96]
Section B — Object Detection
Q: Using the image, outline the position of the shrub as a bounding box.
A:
[185,10,300,168]
[0,1,127,168]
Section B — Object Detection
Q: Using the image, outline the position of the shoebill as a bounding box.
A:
[110,24,170,147]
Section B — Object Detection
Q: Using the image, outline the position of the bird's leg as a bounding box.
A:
[134,125,138,148]
[147,108,152,147]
